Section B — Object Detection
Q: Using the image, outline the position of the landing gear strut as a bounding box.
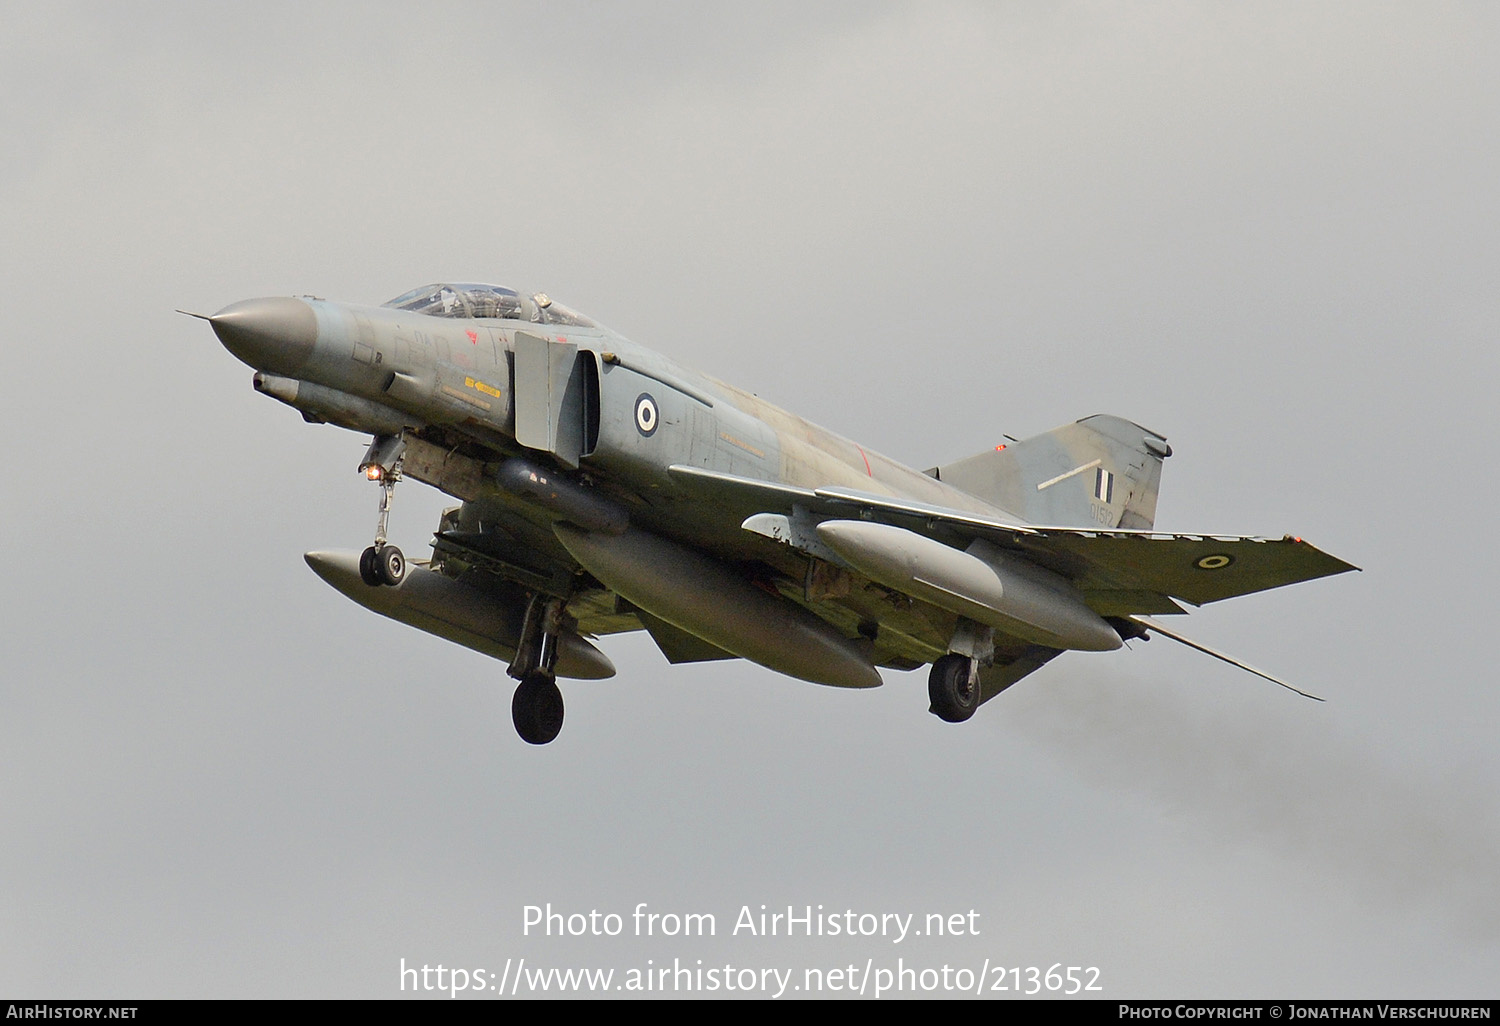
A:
[508,594,568,745]
[357,435,406,588]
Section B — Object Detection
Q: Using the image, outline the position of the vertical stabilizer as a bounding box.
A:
[932,415,1171,529]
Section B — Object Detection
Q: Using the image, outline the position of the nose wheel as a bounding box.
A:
[359,543,406,587]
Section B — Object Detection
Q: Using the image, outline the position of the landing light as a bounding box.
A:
[365,465,383,481]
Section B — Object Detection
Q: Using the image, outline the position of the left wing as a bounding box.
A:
[1017,531,1358,609]
[667,464,1359,615]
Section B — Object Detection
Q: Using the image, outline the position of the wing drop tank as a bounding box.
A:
[303,551,615,679]
[814,520,1122,652]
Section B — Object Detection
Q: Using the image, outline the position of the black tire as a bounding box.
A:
[928,653,980,723]
[512,674,565,745]
[359,546,382,587]
[376,544,405,586]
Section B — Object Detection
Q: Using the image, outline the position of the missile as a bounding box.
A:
[814,520,1122,652]
[553,525,881,690]
[494,457,628,535]
[303,551,615,679]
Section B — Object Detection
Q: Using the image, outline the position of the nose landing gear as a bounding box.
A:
[357,435,406,588]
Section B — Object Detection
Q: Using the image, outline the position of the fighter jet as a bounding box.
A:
[194,283,1357,744]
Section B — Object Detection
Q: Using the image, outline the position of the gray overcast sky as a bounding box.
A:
[2,1,1497,998]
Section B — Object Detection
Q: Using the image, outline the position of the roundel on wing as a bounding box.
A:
[634,393,659,437]
[1195,553,1234,570]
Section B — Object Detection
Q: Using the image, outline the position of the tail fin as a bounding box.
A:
[931,415,1171,529]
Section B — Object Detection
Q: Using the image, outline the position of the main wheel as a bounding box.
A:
[376,544,406,586]
[359,546,382,587]
[512,674,565,745]
[928,653,980,723]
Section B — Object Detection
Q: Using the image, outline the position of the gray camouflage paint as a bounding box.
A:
[207,287,1354,700]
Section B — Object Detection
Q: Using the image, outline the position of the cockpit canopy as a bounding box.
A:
[382,283,595,327]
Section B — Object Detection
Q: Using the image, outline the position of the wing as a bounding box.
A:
[427,502,642,638]
[1020,531,1357,609]
[427,499,744,669]
[667,464,1359,616]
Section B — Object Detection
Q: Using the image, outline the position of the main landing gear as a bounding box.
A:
[512,675,565,747]
[357,435,406,588]
[929,617,990,723]
[928,653,981,723]
[507,594,568,745]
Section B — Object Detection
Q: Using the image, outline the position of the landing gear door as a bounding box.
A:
[514,331,591,468]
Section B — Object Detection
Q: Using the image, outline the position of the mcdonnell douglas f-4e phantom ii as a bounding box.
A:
[195,282,1357,745]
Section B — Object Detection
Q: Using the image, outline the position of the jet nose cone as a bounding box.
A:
[210,297,317,375]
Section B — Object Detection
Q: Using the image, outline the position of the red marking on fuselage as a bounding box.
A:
[466,329,478,344]
[857,445,872,476]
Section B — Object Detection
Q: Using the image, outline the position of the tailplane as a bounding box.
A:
[931,414,1171,529]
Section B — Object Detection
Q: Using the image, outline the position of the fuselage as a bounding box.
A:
[214,287,1025,553]
[210,282,1142,701]
[204,283,1352,742]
